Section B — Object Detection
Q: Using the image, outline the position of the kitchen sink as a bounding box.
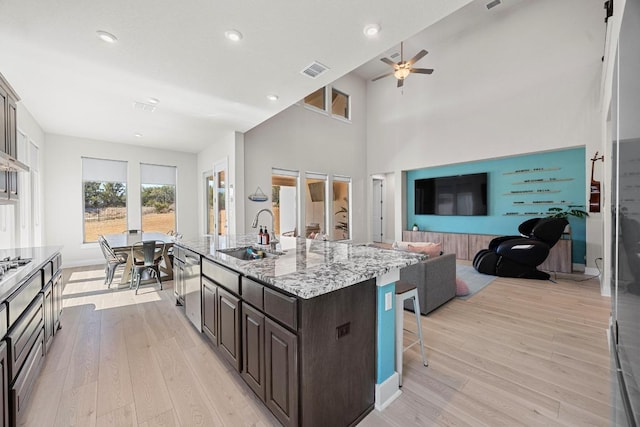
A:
[218,246,284,261]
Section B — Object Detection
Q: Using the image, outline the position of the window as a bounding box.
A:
[331,88,350,120]
[332,176,351,240]
[82,157,127,243]
[140,163,176,234]
[304,87,326,110]
[305,173,327,238]
[272,168,299,236]
[205,172,214,234]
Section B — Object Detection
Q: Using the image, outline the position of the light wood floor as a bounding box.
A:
[21,264,611,426]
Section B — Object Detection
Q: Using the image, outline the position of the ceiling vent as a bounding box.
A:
[301,61,329,79]
[133,101,157,112]
[486,0,501,9]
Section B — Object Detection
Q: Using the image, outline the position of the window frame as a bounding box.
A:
[330,87,351,121]
[81,157,128,243]
[140,163,177,234]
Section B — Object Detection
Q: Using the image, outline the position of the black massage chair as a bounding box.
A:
[473,217,569,280]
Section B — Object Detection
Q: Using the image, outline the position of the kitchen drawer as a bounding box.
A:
[241,277,264,310]
[264,288,297,331]
[42,261,53,285]
[10,328,44,425]
[6,271,43,328]
[6,295,44,383]
[202,258,240,295]
[0,304,7,339]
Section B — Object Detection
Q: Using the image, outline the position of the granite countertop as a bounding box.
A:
[176,235,424,299]
[0,246,63,302]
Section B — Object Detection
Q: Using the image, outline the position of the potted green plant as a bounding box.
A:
[412,223,419,231]
[546,205,588,239]
[546,205,589,219]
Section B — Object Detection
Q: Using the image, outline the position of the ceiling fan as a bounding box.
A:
[371,42,433,88]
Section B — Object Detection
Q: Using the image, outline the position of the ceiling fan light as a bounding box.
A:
[394,68,410,79]
[363,24,381,37]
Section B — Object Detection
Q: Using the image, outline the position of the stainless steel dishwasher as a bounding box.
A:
[183,248,202,332]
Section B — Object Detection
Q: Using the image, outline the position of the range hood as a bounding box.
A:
[0,151,29,172]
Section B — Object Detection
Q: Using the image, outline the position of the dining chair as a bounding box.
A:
[98,235,128,288]
[130,240,165,294]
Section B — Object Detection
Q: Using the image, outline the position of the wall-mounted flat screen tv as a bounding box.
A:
[415,172,488,215]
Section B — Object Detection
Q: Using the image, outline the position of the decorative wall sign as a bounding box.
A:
[503,167,561,175]
[513,200,572,205]
[504,189,561,195]
[512,178,573,185]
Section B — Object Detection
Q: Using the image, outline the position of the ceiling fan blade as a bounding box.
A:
[410,68,434,74]
[397,78,404,88]
[371,71,394,82]
[380,57,396,66]
[407,49,428,66]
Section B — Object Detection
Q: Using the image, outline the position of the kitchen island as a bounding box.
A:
[174,235,424,427]
[0,246,63,426]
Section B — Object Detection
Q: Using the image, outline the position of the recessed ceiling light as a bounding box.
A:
[224,29,243,42]
[266,94,279,101]
[134,132,143,138]
[96,30,118,43]
[363,24,381,37]
[147,97,159,105]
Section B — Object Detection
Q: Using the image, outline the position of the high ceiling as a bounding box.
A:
[0,0,472,153]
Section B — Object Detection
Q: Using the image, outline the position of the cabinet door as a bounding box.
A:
[241,303,265,401]
[265,317,298,427]
[217,287,241,371]
[0,341,8,427]
[6,98,16,158]
[202,276,218,346]
[0,85,7,154]
[42,283,54,354]
[52,272,63,332]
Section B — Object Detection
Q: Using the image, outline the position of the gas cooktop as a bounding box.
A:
[0,256,32,282]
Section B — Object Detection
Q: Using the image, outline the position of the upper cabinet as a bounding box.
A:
[0,72,27,203]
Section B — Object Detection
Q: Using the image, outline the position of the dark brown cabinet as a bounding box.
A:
[201,277,218,345]
[265,317,298,427]
[0,72,21,203]
[217,287,241,371]
[0,341,9,427]
[41,282,53,354]
[241,303,265,401]
[52,271,63,332]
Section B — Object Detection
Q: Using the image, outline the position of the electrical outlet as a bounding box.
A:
[385,292,393,311]
[336,322,350,339]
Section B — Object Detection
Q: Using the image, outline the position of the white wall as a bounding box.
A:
[365,0,604,260]
[43,134,198,267]
[243,73,368,242]
[196,131,245,237]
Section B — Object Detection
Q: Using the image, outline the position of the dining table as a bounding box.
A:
[103,232,176,286]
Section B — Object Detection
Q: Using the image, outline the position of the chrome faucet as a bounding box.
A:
[252,208,279,250]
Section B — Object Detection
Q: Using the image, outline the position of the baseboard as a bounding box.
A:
[584,266,600,276]
[375,372,401,411]
[63,258,104,269]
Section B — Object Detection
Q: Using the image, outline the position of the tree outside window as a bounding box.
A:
[83,181,127,242]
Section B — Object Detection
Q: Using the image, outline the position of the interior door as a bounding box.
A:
[213,159,228,244]
[372,178,383,242]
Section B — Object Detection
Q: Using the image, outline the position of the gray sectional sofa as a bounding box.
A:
[399,252,457,315]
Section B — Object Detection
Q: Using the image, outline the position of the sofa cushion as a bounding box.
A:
[393,241,442,258]
[408,242,442,258]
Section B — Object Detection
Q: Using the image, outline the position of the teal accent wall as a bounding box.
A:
[406,147,586,264]
[376,282,396,384]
